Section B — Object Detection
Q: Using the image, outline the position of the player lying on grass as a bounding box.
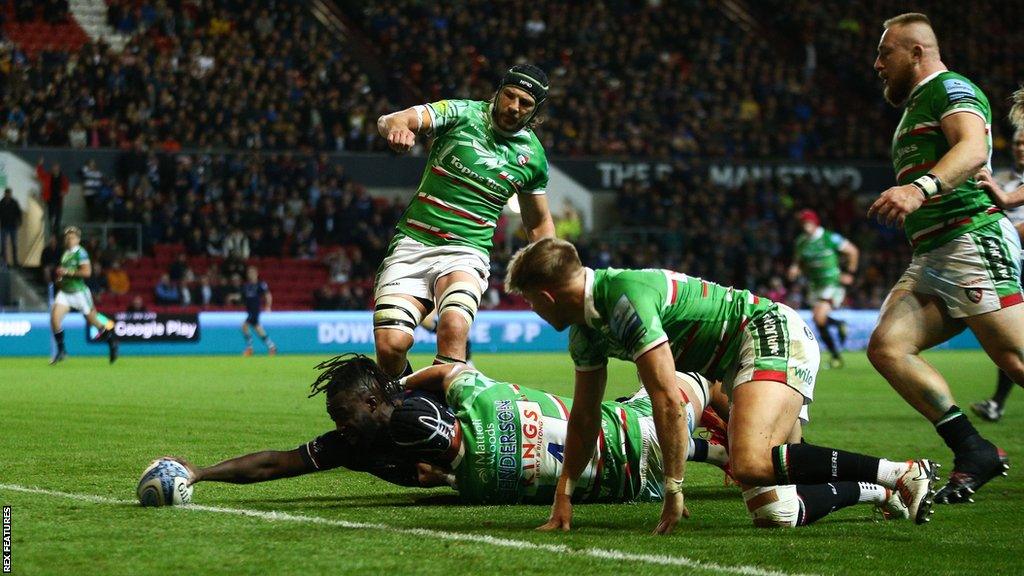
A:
[168,355,908,523]
[169,355,728,504]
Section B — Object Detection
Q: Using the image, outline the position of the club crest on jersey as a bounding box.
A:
[517,154,529,166]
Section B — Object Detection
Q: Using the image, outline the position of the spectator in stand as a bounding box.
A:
[185,228,206,256]
[313,285,338,311]
[154,273,181,305]
[107,259,130,295]
[40,235,61,284]
[79,160,104,221]
[223,274,243,306]
[0,188,22,268]
[196,274,217,307]
[336,284,363,310]
[126,295,149,313]
[222,228,250,259]
[86,261,108,296]
[37,159,69,236]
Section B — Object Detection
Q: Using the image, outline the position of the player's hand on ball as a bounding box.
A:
[164,456,200,486]
[537,494,573,532]
[868,184,924,228]
[386,127,416,154]
[653,491,690,535]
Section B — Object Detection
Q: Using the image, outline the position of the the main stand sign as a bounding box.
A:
[0,309,982,357]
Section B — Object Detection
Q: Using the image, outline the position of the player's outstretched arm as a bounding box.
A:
[538,367,607,532]
[401,362,466,394]
[168,450,311,487]
[377,105,434,154]
[519,193,556,242]
[636,343,691,535]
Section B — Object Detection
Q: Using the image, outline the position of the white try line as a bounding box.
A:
[0,483,816,576]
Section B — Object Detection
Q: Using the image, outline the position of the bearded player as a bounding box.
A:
[867,13,1020,504]
[373,64,556,380]
[788,209,859,368]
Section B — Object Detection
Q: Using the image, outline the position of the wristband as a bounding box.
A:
[562,477,576,496]
[911,173,941,199]
[664,476,684,495]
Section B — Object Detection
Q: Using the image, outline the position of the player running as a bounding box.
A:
[372,64,555,379]
[972,92,1024,422]
[49,226,118,364]
[167,355,732,505]
[788,209,859,368]
[867,13,1020,503]
[505,238,934,533]
[241,265,276,356]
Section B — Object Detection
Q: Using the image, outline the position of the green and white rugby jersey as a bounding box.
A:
[570,268,776,382]
[446,369,661,504]
[891,71,1001,253]
[794,227,847,290]
[396,99,549,254]
[58,246,90,293]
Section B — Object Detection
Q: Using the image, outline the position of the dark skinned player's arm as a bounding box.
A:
[172,449,312,486]
[400,362,469,395]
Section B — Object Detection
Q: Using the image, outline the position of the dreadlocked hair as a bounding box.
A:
[1010,86,1024,131]
[308,353,402,405]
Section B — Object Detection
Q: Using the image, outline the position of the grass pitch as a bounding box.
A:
[2,351,1023,575]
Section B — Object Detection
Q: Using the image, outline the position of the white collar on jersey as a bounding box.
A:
[809,226,824,241]
[909,69,946,100]
[583,267,601,327]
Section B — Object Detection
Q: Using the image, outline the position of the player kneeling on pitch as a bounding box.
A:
[165,355,733,504]
[504,238,935,533]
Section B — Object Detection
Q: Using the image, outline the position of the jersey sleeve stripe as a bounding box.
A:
[940,107,987,124]
[521,189,546,195]
[631,335,668,361]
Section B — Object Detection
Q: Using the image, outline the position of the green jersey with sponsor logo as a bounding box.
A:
[570,268,776,382]
[58,246,90,293]
[396,99,549,254]
[794,227,847,290]
[447,369,661,504]
[891,71,1000,253]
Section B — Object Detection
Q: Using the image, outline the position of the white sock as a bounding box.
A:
[876,459,910,489]
[857,482,889,505]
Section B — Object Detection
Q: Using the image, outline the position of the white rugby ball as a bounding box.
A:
[137,459,193,507]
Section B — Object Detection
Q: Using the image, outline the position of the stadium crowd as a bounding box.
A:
[2,0,1020,159]
[4,0,1015,311]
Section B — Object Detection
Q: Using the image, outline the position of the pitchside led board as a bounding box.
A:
[86,312,201,343]
[0,310,983,357]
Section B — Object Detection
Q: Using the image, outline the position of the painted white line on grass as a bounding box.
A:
[0,483,816,576]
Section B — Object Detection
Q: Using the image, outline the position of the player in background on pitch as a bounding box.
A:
[788,209,859,368]
[505,238,934,534]
[373,64,555,379]
[972,94,1024,422]
[49,226,118,364]
[241,265,276,356]
[867,14,1021,503]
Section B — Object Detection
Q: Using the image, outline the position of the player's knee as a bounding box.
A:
[436,281,481,328]
[866,331,898,370]
[743,485,800,528]
[374,296,424,337]
[730,450,776,486]
[374,328,413,358]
